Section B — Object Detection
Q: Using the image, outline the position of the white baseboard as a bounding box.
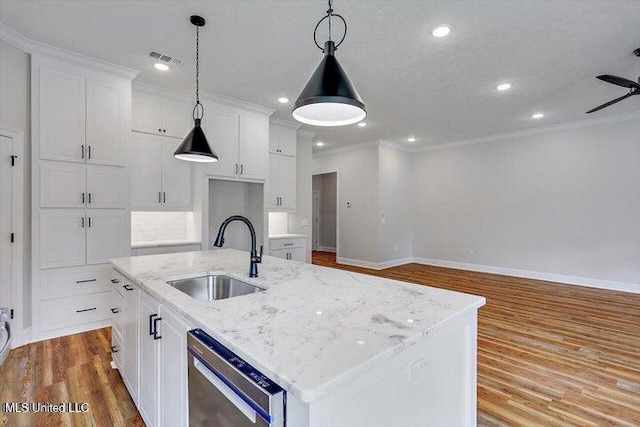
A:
[317,246,336,253]
[412,257,640,294]
[10,326,31,348]
[337,257,413,270]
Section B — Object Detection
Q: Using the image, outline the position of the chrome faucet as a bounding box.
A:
[213,215,263,278]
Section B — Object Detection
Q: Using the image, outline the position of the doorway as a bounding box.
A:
[312,172,337,256]
[0,127,24,350]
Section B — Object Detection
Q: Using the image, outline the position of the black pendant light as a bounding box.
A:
[174,15,218,163]
[292,0,366,127]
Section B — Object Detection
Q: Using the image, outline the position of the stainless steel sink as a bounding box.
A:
[167,275,265,301]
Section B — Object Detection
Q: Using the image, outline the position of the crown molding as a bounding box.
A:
[297,129,317,140]
[379,140,414,153]
[270,117,301,130]
[1,23,139,80]
[416,112,640,153]
[200,90,275,116]
[132,81,192,102]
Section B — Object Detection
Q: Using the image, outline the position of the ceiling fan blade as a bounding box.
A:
[596,75,639,88]
[586,93,632,114]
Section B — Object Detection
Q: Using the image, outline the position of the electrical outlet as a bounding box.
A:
[410,358,428,382]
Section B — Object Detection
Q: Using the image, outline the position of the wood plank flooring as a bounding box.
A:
[1,253,638,426]
[313,251,640,426]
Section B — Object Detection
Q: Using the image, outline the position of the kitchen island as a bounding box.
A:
[110,249,485,427]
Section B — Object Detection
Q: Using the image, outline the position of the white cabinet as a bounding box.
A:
[40,161,126,208]
[269,236,307,262]
[132,92,192,139]
[121,278,140,404]
[38,63,128,166]
[40,209,127,268]
[139,292,160,427]
[130,132,192,210]
[199,106,269,181]
[131,243,201,256]
[268,154,297,210]
[269,124,297,157]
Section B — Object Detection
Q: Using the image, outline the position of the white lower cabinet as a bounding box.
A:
[131,243,201,256]
[113,269,191,427]
[269,236,307,262]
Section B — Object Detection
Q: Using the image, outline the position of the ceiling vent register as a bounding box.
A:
[148,50,182,67]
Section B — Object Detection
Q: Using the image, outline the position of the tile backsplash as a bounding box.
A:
[268,212,289,235]
[132,211,195,243]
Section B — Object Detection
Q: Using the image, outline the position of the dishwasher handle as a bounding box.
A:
[192,357,258,423]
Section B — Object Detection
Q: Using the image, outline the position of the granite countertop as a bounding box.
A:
[110,249,485,403]
[131,240,202,249]
[268,233,307,240]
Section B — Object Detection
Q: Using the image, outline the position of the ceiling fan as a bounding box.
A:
[585,48,640,114]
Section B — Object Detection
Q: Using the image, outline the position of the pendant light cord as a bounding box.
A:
[313,0,347,52]
[193,24,204,120]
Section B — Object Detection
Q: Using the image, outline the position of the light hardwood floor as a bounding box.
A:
[1,253,638,426]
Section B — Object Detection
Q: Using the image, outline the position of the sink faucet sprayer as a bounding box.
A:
[213,215,263,278]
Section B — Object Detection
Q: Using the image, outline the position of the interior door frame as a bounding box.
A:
[312,190,320,251]
[312,170,339,258]
[0,126,25,346]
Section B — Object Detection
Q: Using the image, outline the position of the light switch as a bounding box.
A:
[301,219,308,226]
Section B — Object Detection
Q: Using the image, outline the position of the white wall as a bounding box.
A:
[313,145,380,263]
[412,116,640,291]
[0,40,31,327]
[288,131,314,262]
[379,144,413,263]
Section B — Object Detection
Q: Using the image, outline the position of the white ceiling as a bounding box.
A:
[2,0,639,151]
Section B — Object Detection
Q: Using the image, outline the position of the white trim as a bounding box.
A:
[297,129,317,140]
[313,139,381,157]
[317,246,336,253]
[379,140,414,153]
[416,112,640,153]
[412,257,639,294]
[0,23,139,80]
[337,256,414,270]
[270,118,300,130]
[0,126,25,345]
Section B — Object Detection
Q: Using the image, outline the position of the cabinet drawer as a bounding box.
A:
[40,291,112,332]
[111,327,123,369]
[41,265,113,300]
[270,237,305,250]
[111,287,124,335]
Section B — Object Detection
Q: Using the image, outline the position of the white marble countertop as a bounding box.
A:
[110,249,485,403]
[268,233,307,240]
[131,240,202,249]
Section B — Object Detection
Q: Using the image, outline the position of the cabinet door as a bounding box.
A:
[289,246,306,262]
[269,125,281,154]
[139,292,160,427]
[39,67,86,162]
[161,138,191,209]
[278,155,297,210]
[130,132,163,208]
[40,161,86,208]
[86,165,127,208]
[268,154,280,209]
[121,280,140,404]
[161,99,192,139]
[269,248,289,260]
[278,127,297,157]
[200,104,239,178]
[86,76,129,166]
[238,113,269,180]
[86,209,127,264]
[132,93,163,135]
[159,305,191,427]
[40,209,86,268]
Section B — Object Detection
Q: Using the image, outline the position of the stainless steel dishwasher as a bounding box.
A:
[187,329,285,427]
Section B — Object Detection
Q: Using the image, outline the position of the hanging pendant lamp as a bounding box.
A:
[174,15,218,163]
[292,0,366,127]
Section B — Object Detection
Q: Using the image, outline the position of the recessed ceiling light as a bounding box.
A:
[278,97,290,104]
[407,319,414,323]
[357,340,365,345]
[497,83,511,91]
[154,63,170,71]
[532,112,544,119]
[357,122,367,127]
[316,141,325,147]
[407,137,416,142]
[316,311,323,315]
[432,25,451,38]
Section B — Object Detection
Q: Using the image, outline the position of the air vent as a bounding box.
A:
[149,50,182,67]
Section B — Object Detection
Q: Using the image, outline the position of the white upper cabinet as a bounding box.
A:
[269,125,297,157]
[129,132,192,210]
[86,165,127,208]
[238,113,269,180]
[200,103,240,178]
[38,63,129,166]
[39,67,86,162]
[268,154,297,211]
[86,75,130,166]
[40,161,86,208]
[132,92,192,139]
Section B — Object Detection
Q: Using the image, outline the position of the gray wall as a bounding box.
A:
[312,172,337,250]
[0,40,31,327]
[412,116,640,286]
